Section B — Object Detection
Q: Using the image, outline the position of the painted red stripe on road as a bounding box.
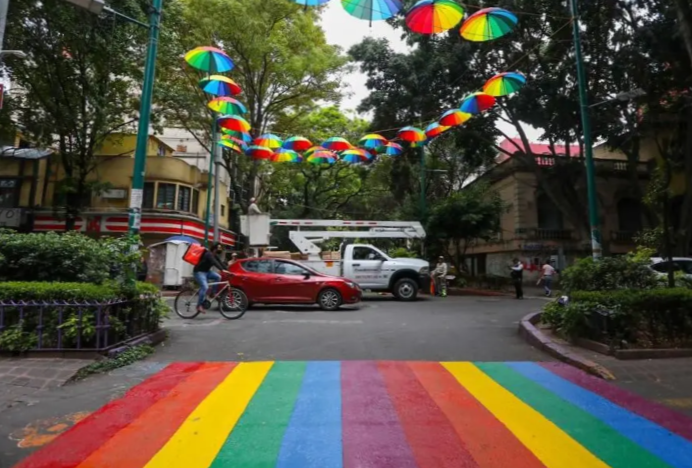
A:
[541,362,692,443]
[13,362,205,468]
[76,362,236,468]
[378,361,479,468]
[341,361,417,468]
[409,362,547,468]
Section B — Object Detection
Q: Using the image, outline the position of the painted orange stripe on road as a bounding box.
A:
[409,362,547,468]
[75,362,236,468]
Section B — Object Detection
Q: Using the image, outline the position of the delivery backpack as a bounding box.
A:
[183,243,205,266]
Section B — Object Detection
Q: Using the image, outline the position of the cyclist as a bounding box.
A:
[194,242,227,313]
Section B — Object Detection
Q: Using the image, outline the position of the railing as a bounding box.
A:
[0,298,160,352]
[515,228,574,240]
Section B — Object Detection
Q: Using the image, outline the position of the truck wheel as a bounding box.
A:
[318,288,342,311]
[394,278,418,301]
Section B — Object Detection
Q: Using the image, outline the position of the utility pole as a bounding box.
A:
[213,140,221,243]
[127,0,163,236]
[418,145,426,218]
[203,123,216,246]
[0,0,8,53]
[570,0,602,259]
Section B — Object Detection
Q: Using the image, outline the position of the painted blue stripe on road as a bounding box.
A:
[276,361,343,468]
[508,362,692,468]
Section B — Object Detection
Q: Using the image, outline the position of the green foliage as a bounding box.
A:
[389,247,416,259]
[559,250,660,292]
[73,345,155,381]
[0,322,38,353]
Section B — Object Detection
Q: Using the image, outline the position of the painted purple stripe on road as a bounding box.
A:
[541,362,692,442]
[341,361,418,468]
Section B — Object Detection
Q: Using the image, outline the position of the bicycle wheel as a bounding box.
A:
[219,288,249,320]
[174,288,201,319]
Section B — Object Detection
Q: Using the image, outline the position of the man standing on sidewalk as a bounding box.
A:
[432,256,448,297]
[510,258,524,299]
[539,259,557,297]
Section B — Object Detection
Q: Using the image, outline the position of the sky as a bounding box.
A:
[318,2,542,142]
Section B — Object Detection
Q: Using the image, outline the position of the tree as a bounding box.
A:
[3,0,146,228]
[426,183,505,273]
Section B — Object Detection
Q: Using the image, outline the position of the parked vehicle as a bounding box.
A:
[649,257,692,278]
[228,258,362,311]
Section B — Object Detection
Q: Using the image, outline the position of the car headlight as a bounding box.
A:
[346,281,358,289]
[419,267,429,275]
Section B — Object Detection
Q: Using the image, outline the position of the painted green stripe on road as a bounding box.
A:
[209,361,307,468]
[476,363,674,468]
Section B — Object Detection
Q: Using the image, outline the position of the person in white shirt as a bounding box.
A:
[539,259,557,297]
[432,256,448,297]
[248,197,262,215]
[509,258,524,299]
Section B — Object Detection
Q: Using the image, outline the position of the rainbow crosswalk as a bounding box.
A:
[13,361,692,468]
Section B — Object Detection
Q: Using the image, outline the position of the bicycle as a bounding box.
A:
[174,272,248,320]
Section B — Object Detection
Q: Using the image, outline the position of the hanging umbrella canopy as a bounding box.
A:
[184,46,234,73]
[483,71,526,97]
[398,126,426,143]
[304,146,326,158]
[405,0,465,35]
[321,136,353,151]
[358,133,388,150]
[460,7,518,42]
[221,135,249,151]
[207,97,247,115]
[425,122,450,138]
[341,0,403,23]
[282,136,313,152]
[459,92,496,114]
[221,129,252,143]
[217,115,251,133]
[382,142,403,156]
[341,148,371,163]
[198,75,242,97]
[292,0,330,5]
[272,148,303,163]
[218,139,244,154]
[246,145,274,160]
[254,134,283,149]
[439,109,472,127]
[308,153,337,165]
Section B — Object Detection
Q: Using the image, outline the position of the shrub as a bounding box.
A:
[560,249,659,292]
[389,247,417,258]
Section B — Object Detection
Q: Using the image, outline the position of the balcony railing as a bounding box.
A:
[515,227,574,240]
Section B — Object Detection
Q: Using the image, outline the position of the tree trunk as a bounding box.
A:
[674,0,692,67]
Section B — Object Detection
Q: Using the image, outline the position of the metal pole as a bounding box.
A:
[127,0,163,236]
[0,0,8,53]
[213,141,221,243]
[418,145,426,218]
[570,0,602,259]
[203,122,216,246]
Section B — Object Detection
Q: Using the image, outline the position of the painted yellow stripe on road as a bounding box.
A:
[144,361,273,468]
[442,362,611,468]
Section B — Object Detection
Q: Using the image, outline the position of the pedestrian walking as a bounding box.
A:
[510,258,524,299]
[539,259,557,297]
[432,256,448,297]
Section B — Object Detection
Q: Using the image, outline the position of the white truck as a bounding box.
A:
[240,216,430,300]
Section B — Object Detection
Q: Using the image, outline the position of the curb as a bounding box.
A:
[448,288,511,297]
[518,311,615,380]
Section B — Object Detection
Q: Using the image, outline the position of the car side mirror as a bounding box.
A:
[303,273,311,280]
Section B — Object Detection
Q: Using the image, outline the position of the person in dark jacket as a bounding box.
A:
[194,242,227,312]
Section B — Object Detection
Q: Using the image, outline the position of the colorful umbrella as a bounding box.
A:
[308,150,337,165]
[398,126,426,143]
[217,115,251,133]
[292,0,330,5]
[221,135,249,150]
[218,139,244,154]
[439,109,472,127]
[198,75,242,97]
[382,142,403,156]
[304,146,325,158]
[272,148,303,163]
[245,145,274,160]
[207,97,247,115]
[358,133,388,151]
[282,136,313,152]
[483,71,526,97]
[184,46,234,73]
[340,148,371,164]
[425,122,450,138]
[254,134,283,149]
[221,129,252,143]
[405,0,465,35]
[341,0,403,24]
[321,137,353,151]
[459,92,496,114]
[460,7,518,42]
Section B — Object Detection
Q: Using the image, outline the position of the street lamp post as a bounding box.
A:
[418,145,426,218]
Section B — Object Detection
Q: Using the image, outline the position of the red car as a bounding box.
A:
[226,257,362,311]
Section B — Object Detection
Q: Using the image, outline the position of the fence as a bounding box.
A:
[0,297,160,352]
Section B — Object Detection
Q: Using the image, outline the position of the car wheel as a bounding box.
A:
[318,288,342,311]
[394,278,418,301]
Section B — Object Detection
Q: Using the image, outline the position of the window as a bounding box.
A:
[156,183,176,209]
[241,260,273,273]
[142,182,155,209]
[352,246,382,261]
[221,205,225,217]
[651,261,682,273]
[192,190,199,215]
[178,186,191,212]
[275,261,310,276]
[0,179,19,208]
[537,194,564,230]
[157,144,166,156]
[617,198,643,232]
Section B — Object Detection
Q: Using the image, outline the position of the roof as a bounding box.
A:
[0,146,53,160]
[498,138,580,157]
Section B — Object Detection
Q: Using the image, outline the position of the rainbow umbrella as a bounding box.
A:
[398,126,426,143]
[308,150,337,165]
[198,75,242,97]
[208,97,247,115]
[358,133,388,151]
[304,146,325,158]
[460,7,518,42]
[483,71,526,97]
[341,0,403,24]
[341,148,371,164]
[254,134,283,149]
[382,142,403,156]
[221,129,252,143]
[282,136,313,152]
[459,92,496,114]
[292,0,330,5]
[246,145,274,160]
[439,109,472,127]
[272,148,303,163]
[321,137,353,151]
[425,122,450,138]
[217,115,251,133]
[405,0,465,35]
[221,135,249,150]
[184,46,234,73]
[218,139,244,154]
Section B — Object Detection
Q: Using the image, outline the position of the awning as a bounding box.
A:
[0,146,54,160]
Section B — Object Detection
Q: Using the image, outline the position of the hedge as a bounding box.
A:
[0,281,158,302]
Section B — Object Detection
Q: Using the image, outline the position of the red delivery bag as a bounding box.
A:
[182,243,205,266]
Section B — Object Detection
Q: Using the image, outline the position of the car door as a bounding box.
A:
[350,246,384,288]
[237,259,274,301]
[272,261,314,302]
